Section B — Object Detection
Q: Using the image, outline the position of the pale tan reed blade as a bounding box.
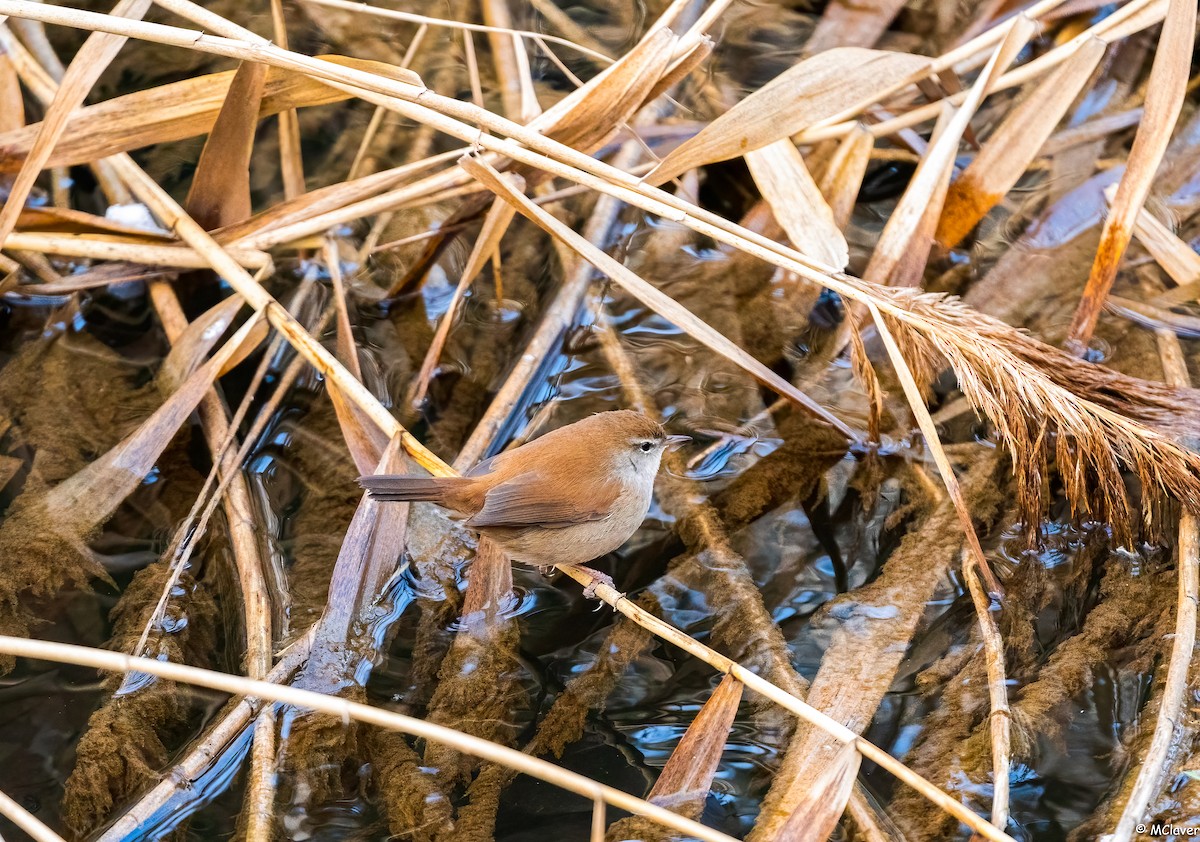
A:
[1128,204,1200,305]
[936,36,1107,249]
[645,673,743,806]
[865,15,1038,288]
[745,140,849,270]
[770,740,862,842]
[1066,0,1196,350]
[0,635,740,842]
[0,0,152,244]
[0,55,418,172]
[646,47,932,184]
[459,152,859,441]
[817,124,874,230]
[184,60,267,230]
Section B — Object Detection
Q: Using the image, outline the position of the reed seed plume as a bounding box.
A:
[867,282,1200,541]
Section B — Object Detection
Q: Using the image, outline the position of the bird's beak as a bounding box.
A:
[665,434,692,448]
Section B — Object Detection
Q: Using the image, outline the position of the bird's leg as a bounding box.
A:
[576,565,618,600]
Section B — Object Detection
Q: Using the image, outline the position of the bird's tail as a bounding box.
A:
[357,474,469,504]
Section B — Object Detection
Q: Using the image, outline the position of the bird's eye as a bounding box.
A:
[639,441,653,453]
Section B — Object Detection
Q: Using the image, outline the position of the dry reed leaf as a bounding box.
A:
[0,0,153,243]
[805,0,908,54]
[936,37,1106,249]
[410,173,523,408]
[745,140,848,270]
[303,437,408,682]
[159,295,246,389]
[460,153,857,440]
[0,55,418,173]
[817,124,873,230]
[647,673,744,810]
[865,16,1037,288]
[43,312,264,533]
[771,741,861,842]
[324,238,362,381]
[15,206,173,238]
[1065,0,1196,350]
[1130,206,1200,305]
[864,103,958,288]
[184,61,267,230]
[542,27,675,153]
[328,381,391,478]
[645,48,932,185]
[643,36,712,104]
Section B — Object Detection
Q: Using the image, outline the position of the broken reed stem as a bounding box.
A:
[0,635,737,842]
[0,786,66,842]
[964,550,1012,831]
[554,567,1015,842]
[1108,332,1198,840]
[147,283,280,838]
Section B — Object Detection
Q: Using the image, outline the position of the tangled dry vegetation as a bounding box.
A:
[0,0,1198,839]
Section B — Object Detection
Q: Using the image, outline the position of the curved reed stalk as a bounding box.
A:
[0,635,736,842]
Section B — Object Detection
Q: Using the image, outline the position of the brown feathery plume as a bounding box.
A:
[869,283,1200,542]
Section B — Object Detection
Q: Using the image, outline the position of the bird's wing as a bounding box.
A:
[467,472,621,530]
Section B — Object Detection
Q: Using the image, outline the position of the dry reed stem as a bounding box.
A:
[869,306,1011,829]
[460,152,857,438]
[554,567,1016,842]
[148,283,279,835]
[0,635,738,842]
[964,549,1013,830]
[2,231,271,269]
[0,786,66,842]
[936,36,1107,249]
[866,16,1037,288]
[1065,0,1196,350]
[1104,323,1199,840]
[268,0,305,201]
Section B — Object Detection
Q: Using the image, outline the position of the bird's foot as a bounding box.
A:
[537,564,556,578]
[577,566,619,601]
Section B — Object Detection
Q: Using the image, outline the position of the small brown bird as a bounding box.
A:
[358,410,688,590]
